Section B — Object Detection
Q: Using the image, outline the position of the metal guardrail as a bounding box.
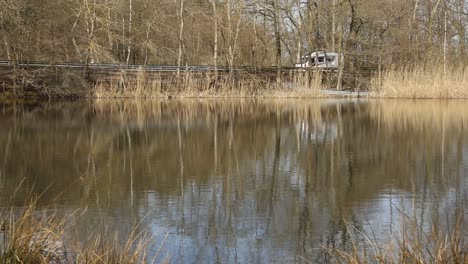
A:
[0,60,377,75]
[0,60,297,72]
[0,60,235,72]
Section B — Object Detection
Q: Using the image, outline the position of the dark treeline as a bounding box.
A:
[1,0,467,70]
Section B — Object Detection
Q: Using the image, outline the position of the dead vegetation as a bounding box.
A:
[0,66,331,98]
[371,65,468,99]
[327,211,468,264]
[0,200,166,264]
[91,69,326,98]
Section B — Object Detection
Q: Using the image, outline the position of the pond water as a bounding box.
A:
[0,99,467,263]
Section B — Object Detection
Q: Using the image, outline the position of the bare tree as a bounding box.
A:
[0,0,466,73]
[126,0,133,65]
[177,0,185,77]
[211,0,219,77]
[224,0,243,75]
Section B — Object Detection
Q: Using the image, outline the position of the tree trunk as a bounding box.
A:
[106,2,114,58]
[177,0,185,78]
[126,0,133,65]
[427,0,443,60]
[458,0,466,65]
[144,23,151,67]
[226,0,234,75]
[84,0,97,78]
[252,12,258,71]
[336,23,344,90]
[211,0,218,78]
[273,0,282,84]
[0,10,11,61]
[295,0,303,63]
[443,3,447,77]
[332,0,336,51]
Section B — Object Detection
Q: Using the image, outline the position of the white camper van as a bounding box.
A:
[295,51,342,70]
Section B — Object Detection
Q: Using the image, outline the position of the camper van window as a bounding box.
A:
[311,57,316,66]
[318,56,325,63]
[326,56,335,62]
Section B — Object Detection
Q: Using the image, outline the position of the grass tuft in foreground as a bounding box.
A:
[0,203,67,263]
[328,213,467,264]
[0,201,165,264]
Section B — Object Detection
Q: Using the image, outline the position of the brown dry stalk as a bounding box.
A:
[372,66,468,99]
[0,201,162,264]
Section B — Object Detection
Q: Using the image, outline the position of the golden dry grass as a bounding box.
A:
[75,231,169,264]
[372,66,468,98]
[92,70,327,98]
[328,213,468,264]
[1,204,66,263]
[0,201,164,264]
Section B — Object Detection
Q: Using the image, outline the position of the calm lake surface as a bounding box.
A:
[0,99,467,263]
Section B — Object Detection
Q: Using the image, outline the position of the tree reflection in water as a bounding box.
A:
[0,99,467,263]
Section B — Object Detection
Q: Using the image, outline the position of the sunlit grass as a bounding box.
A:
[372,65,468,98]
[92,70,326,98]
[0,203,66,263]
[0,200,166,264]
[4,66,331,98]
[327,212,467,264]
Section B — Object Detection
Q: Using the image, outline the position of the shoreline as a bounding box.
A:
[3,90,468,100]
[3,64,468,99]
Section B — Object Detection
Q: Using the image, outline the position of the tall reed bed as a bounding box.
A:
[372,65,468,98]
[92,69,326,98]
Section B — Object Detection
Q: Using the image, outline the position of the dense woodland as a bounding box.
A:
[0,0,467,70]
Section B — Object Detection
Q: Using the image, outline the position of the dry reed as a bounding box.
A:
[1,203,67,263]
[92,70,326,98]
[75,231,167,264]
[0,201,164,264]
[328,212,467,264]
[372,65,468,98]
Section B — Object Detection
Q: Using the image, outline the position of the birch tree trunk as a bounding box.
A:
[106,2,114,59]
[252,8,259,71]
[225,0,242,77]
[211,0,218,78]
[295,0,303,63]
[273,0,282,84]
[177,0,185,78]
[332,0,336,51]
[126,0,133,65]
[427,0,443,60]
[226,0,234,75]
[458,0,466,65]
[336,23,344,90]
[84,0,97,77]
[144,22,151,66]
[443,3,447,77]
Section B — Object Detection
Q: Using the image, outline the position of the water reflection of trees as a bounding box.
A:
[0,99,466,263]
